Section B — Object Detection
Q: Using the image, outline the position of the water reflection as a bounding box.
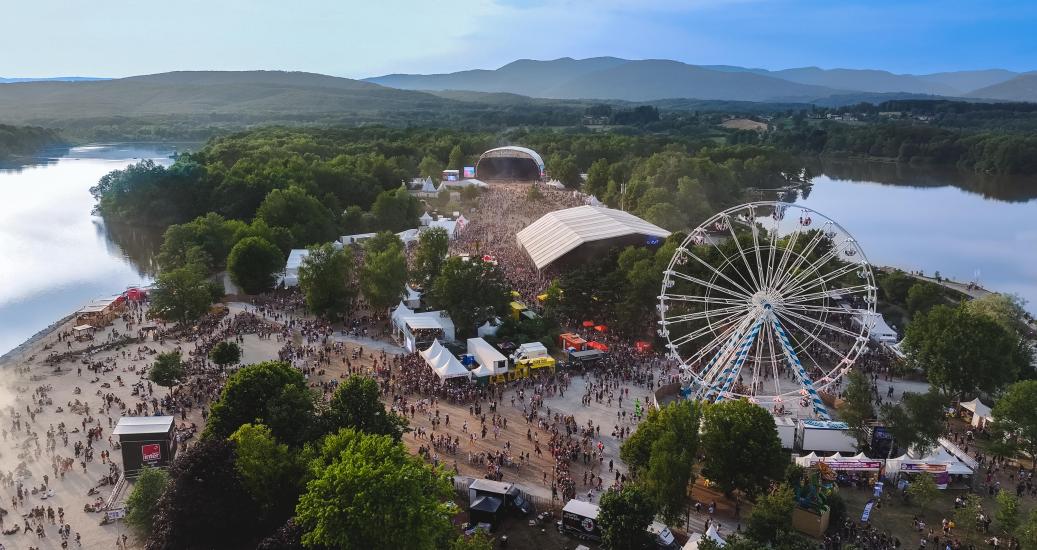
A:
[99,219,165,277]
[804,159,1037,203]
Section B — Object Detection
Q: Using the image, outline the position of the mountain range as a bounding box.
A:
[367,57,1035,103]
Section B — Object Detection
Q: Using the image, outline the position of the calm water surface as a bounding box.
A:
[791,160,1037,314]
[0,144,188,356]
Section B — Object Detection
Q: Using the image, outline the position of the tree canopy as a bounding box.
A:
[126,467,169,535]
[992,380,1037,464]
[203,361,317,446]
[621,400,701,523]
[598,485,656,550]
[227,236,284,294]
[903,303,1026,396]
[323,375,407,441]
[359,232,409,312]
[700,400,785,497]
[880,391,947,455]
[149,265,215,325]
[295,429,454,550]
[298,243,356,318]
[428,257,510,338]
[149,352,186,394]
[413,226,450,287]
[209,340,242,368]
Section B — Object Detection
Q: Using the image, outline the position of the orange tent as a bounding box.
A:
[560,333,587,351]
[582,320,595,328]
[594,325,607,333]
[635,340,652,353]
[587,341,609,352]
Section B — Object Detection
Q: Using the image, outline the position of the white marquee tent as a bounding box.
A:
[420,340,471,381]
[960,398,994,427]
[516,205,670,270]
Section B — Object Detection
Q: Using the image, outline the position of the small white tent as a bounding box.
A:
[421,340,471,381]
[960,398,993,427]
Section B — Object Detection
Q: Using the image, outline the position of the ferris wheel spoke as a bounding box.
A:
[764,215,782,289]
[660,304,750,325]
[783,284,873,306]
[771,309,850,359]
[769,317,834,419]
[664,307,751,348]
[748,217,768,290]
[763,322,783,398]
[769,223,833,291]
[774,243,845,296]
[775,307,865,340]
[724,218,764,291]
[660,294,747,307]
[781,261,862,300]
[666,268,752,301]
[696,312,762,390]
[684,246,758,298]
[780,302,869,317]
[768,225,801,290]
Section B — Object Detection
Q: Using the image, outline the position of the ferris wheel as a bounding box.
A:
[657,202,877,419]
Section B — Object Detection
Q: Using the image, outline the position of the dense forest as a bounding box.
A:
[0,124,65,160]
[89,126,807,250]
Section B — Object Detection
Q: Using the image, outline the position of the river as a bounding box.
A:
[1,147,1035,356]
[0,143,190,357]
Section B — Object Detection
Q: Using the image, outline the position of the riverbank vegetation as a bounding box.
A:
[0,123,65,160]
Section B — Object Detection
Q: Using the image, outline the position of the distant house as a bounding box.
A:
[407,176,439,198]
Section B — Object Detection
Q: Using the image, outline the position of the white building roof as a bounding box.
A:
[113,415,174,435]
[516,205,671,270]
[562,499,599,519]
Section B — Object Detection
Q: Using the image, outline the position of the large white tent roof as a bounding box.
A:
[516,205,671,270]
[420,340,471,381]
[480,146,545,171]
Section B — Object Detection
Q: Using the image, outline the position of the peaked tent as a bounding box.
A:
[960,398,993,427]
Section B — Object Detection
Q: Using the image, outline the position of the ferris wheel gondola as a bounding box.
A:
[657,202,877,419]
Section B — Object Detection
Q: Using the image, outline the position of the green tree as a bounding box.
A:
[745,484,795,544]
[298,243,355,319]
[966,293,1031,338]
[295,429,454,550]
[997,489,1021,536]
[203,361,317,447]
[125,466,169,534]
[229,424,306,524]
[209,341,242,368]
[149,352,186,395]
[551,156,581,188]
[158,212,242,272]
[839,370,875,449]
[418,155,443,181]
[371,187,421,232]
[906,282,943,317]
[700,400,785,497]
[954,494,984,544]
[1018,509,1037,550]
[256,186,338,247]
[906,473,938,513]
[598,485,656,550]
[584,158,610,197]
[621,400,701,524]
[880,391,947,455]
[448,145,465,169]
[324,375,407,441]
[992,380,1037,465]
[413,226,450,286]
[150,265,214,325]
[360,232,409,312]
[428,257,510,338]
[451,532,493,550]
[227,236,284,295]
[903,304,1025,397]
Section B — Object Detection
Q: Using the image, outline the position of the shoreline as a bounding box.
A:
[0,310,75,365]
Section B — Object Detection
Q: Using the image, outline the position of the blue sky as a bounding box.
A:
[3,0,1035,78]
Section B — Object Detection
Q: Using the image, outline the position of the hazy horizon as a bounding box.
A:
[2,0,1035,79]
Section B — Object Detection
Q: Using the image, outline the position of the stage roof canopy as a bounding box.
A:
[516,205,671,270]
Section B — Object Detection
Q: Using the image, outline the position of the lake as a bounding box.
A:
[0,144,189,357]
[790,160,1037,314]
[1,147,1035,356]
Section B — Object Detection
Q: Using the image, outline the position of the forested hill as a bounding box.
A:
[0,124,65,160]
[0,71,457,123]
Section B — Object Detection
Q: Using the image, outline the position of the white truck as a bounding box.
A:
[773,416,797,449]
[796,419,857,453]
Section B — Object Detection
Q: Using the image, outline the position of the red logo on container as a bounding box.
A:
[142,444,161,462]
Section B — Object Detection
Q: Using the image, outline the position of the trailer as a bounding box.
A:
[796,419,857,453]
[774,416,797,450]
[560,499,601,541]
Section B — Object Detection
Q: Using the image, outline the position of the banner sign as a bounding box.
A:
[105,508,126,521]
[142,443,161,462]
[805,458,882,470]
[901,463,948,473]
[861,501,875,522]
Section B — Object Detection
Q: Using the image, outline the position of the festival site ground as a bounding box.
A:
[0,182,1030,550]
